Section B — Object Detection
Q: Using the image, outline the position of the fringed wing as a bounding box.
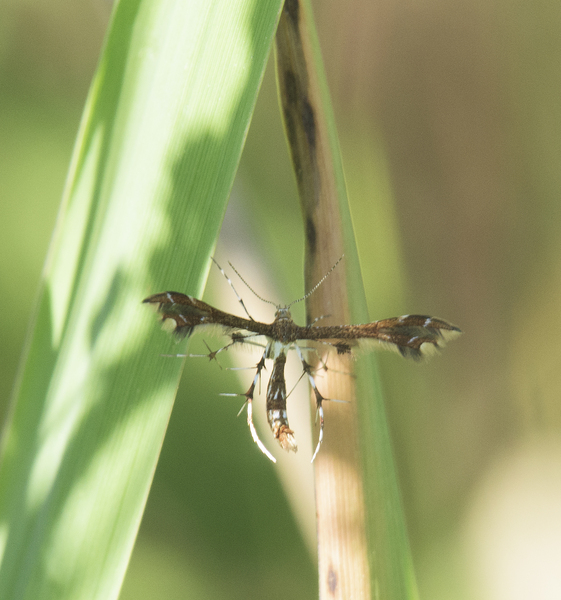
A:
[305,315,462,360]
[143,292,263,339]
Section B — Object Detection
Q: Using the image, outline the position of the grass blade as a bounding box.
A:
[0,1,283,598]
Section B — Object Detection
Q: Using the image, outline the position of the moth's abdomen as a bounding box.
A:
[266,352,298,453]
[267,412,297,453]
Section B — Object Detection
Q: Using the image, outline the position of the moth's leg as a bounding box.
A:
[244,353,277,462]
[299,341,354,376]
[184,339,230,365]
[294,345,338,381]
[176,333,264,366]
[313,350,354,379]
[308,375,326,463]
[226,339,267,374]
[221,351,276,463]
[294,346,327,462]
[162,338,237,364]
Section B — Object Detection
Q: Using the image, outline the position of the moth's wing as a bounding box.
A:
[309,315,462,361]
[143,292,217,338]
[143,292,268,343]
[360,315,461,360]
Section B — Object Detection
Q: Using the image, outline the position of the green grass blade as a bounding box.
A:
[0,1,283,599]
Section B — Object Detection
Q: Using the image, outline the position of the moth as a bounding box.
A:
[143,258,461,462]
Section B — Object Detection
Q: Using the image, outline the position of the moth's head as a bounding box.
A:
[274,306,292,321]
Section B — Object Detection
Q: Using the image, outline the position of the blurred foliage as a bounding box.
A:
[2,0,561,598]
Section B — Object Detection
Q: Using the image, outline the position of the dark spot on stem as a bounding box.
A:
[284,0,299,26]
[301,97,316,150]
[306,216,317,255]
[327,565,338,594]
[284,69,298,107]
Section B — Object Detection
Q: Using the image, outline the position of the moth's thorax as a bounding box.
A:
[266,306,300,347]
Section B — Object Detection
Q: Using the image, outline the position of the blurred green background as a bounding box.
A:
[2,1,561,599]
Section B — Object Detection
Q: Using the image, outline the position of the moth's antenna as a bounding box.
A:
[210,257,255,320]
[288,255,344,308]
[227,261,277,307]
